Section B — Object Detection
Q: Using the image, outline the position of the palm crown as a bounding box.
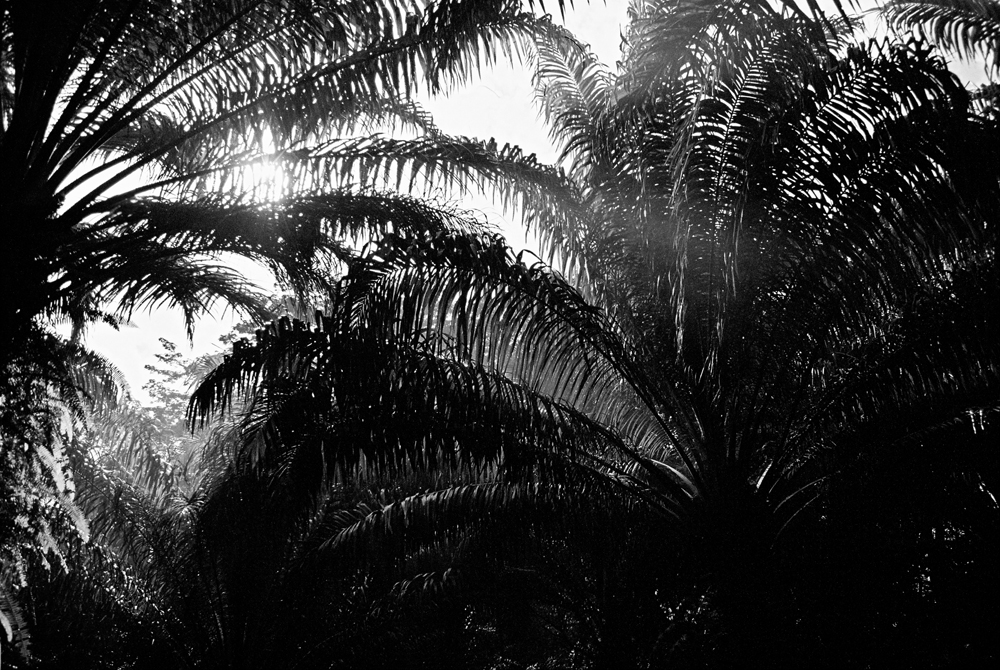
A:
[188,1,999,665]
[0,0,568,352]
[884,0,1000,73]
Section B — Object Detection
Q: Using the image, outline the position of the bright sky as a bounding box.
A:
[84,0,992,403]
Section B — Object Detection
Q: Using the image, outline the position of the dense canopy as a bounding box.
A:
[1,1,997,668]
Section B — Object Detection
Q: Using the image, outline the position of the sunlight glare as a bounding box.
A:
[245,153,291,203]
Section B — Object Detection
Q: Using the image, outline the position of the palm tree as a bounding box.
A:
[190,1,999,667]
[0,333,122,662]
[1,1,588,660]
[1,0,580,350]
[883,0,1000,73]
[883,0,1000,116]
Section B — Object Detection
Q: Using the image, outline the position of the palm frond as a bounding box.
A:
[533,22,616,176]
[884,0,1000,72]
[189,228,709,505]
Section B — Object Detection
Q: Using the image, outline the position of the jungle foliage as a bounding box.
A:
[1,1,998,669]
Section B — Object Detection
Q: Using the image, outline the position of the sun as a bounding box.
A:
[247,154,290,203]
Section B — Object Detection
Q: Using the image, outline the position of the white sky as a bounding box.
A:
[83,0,992,403]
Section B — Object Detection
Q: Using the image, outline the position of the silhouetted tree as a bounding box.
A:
[189,2,999,667]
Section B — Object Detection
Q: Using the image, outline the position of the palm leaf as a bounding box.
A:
[884,0,1000,72]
